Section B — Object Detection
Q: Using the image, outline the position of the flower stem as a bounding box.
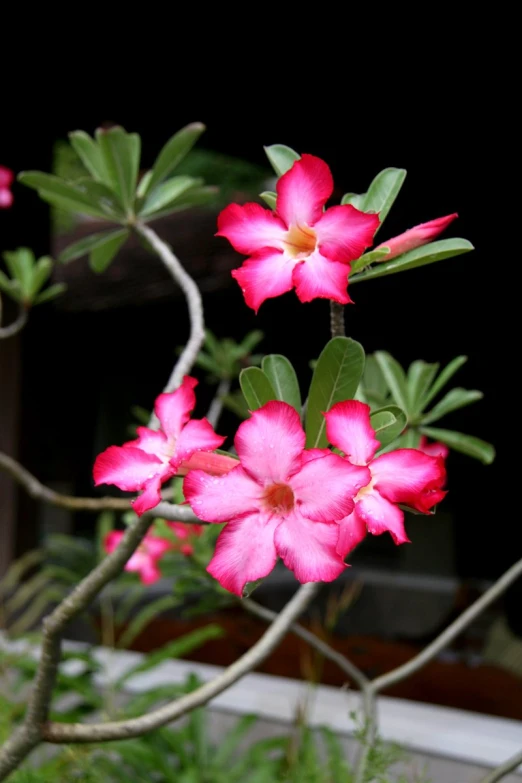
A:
[329,301,345,338]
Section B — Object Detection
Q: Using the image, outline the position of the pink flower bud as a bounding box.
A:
[375,213,458,261]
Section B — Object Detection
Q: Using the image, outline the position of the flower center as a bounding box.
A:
[354,477,375,502]
[263,482,295,513]
[283,223,317,258]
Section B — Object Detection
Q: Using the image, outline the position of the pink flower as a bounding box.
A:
[324,401,447,557]
[105,530,172,585]
[0,165,14,209]
[419,435,449,460]
[184,401,371,596]
[374,214,458,261]
[217,155,380,312]
[93,376,225,516]
[167,521,204,556]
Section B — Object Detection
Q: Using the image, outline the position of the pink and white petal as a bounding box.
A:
[231,250,296,313]
[207,512,279,596]
[168,521,190,540]
[144,536,172,559]
[184,466,262,523]
[172,418,226,468]
[127,427,169,457]
[0,166,14,188]
[179,451,238,476]
[132,474,165,516]
[419,436,450,459]
[234,401,305,483]
[315,205,380,264]
[217,202,287,254]
[292,252,352,305]
[324,401,379,465]
[355,490,409,544]
[290,453,371,522]
[104,531,124,555]
[93,445,162,491]
[0,189,13,208]
[371,449,446,512]
[138,560,163,585]
[336,510,368,558]
[154,376,198,440]
[274,510,345,584]
[301,448,332,465]
[276,154,333,228]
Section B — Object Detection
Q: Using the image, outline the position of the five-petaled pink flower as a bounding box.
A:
[217,155,380,312]
[105,530,173,585]
[324,401,447,557]
[184,401,371,596]
[418,435,449,460]
[0,165,14,209]
[374,214,458,261]
[94,376,225,516]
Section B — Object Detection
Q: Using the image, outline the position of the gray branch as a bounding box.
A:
[206,378,231,429]
[329,301,345,338]
[0,303,27,340]
[135,223,205,428]
[480,748,522,783]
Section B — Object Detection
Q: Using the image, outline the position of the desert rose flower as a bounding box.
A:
[167,521,204,556]
[324,401,447,557]
[374,214,458,261]
[184,401,371,596]
[418,435,450,459]
[94,376,225,516]
[0,165,14,209]
[217,155,380,311]
[105,530,172,585]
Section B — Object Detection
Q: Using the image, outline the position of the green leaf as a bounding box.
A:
[30,256,53,297]
[362,167,407,228]
[116,595,180,650]
[371,404,407,447]
[419,426,495,464]
[142,185,218,221]
[139,176,202,217]
[240,367,277,411]
[33,283,67,305]
[239,329,264,354]
[2,248,34,298]
[136,170,153,198]
[89,228,129,273]
[421,387,483,424]
[214,714,258,767]
[350,247,390,274]
[264,144,300,176]
[374,351,410,414]
[350,238,474,284]
[96,127,141,211]
[19,172,119,220]
[68,130,109,183]
[0,270,18,298]
[261,355,301,412]
[259,191,277,209]
[341,192,363,207]
[407,360,440,413]
[422,355,467,408]
[306,337,365,448]
[359,354,389,402]
[146,122,206,195]
[59,228,126,264]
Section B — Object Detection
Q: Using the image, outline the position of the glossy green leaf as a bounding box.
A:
[341,192,363,207]
[362,167,407,228]
[421,387,483,424]
[422,355,467,408]
[350,238,474,284]
[68,130,109,183]
[407,360,440,413]
[33,283,67,305]
[374,351,410,413]
[239,367,277,411]
[30,256,53,297]
[420,426,495,464]
[73,178,125,217]
[88,228,129,273]
[96,126,141,211]
[262,354,301,412]
[350,247,390,273]
[264,144,300,176]
[142,185,218,221]
[259,191,277,209]
[146,122,205,195]
[19,172,118,220]
[306,337,365,448]
[139,176,202,217]
[59,228,126,264]
[2,248,34,297]
[136,170,153,198]
[0,270,17,297]
[371,404,407,446]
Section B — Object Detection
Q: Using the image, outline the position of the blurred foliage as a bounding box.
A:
[0,248,66,308]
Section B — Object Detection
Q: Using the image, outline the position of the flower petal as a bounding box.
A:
[371,449,447,513]
[290,453,371,521]
[0,166,14,188]
[128,427,169,456]
[138,559,162,585]
[315,205,380,263]
[144,536,172,558]
[217,202,287,254]
[154,376,198,440]
[274,510,345,583]
[184,465,262,522]
[419,436,450,459]
[93,445,163,491]
[336,510,368,558]
[324,400,380,466]
[104,531,124,554]
[132,474,167,516]
[207,513,279,596]
[292,252,352,305]
[0,188,13,208]
[179,451,238,476]
[276,154,333,227]
[374,213,458,260]
[172,418,225,468]
[355,489,409,544]
[231,249,296,312]
[234,401,305,483]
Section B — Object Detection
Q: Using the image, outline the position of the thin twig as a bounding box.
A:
[0,303,27,340]
[134,223,205,428]
[206,378,231,429]
[41,583,319,743]
[329,301,345,338]
[480,747,522,783]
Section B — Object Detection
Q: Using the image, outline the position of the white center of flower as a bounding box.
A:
[354,477,375,503]
[283,223,317,258]
[262,482,295,513]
